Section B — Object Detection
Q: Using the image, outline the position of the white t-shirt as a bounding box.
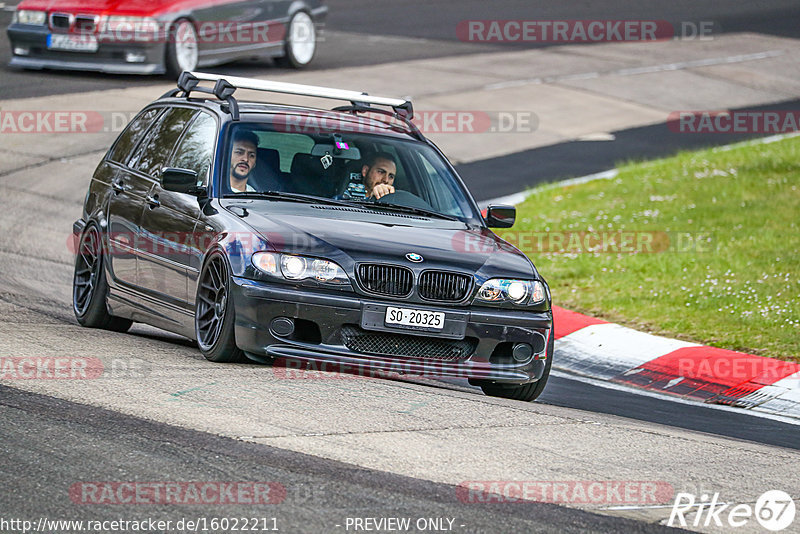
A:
[232,182,256,193]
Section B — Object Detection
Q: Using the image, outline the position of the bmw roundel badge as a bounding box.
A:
[405,253,424,263]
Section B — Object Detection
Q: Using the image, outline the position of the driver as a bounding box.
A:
[361,152,396,199]
[229,130,259,193]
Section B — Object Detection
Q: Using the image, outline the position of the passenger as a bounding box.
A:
[229,130,259,193]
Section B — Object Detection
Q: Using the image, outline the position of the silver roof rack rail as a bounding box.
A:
[173,71,414,120]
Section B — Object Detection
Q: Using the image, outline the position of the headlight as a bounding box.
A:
[252,252,349,285]
[252,251,278,275]
[475,279,546,305]
[14,10,47,25]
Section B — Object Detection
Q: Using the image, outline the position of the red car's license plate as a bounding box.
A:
[47,34,98,52]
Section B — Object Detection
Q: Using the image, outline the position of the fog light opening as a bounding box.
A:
[532,331,548,360]
[270,317,295,337]
[13,46,30,56]
[125,52,147,63]
[512,343,533,363]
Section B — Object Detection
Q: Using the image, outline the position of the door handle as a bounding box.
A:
[145,194,161,208]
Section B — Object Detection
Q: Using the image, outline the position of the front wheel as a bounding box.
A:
[480,327,554,402]
[275,11,316,68]
[195,252,246,363]
[72,224,133,332]
[165,19,199,78]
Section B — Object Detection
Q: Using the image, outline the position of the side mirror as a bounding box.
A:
[484,205,516,228]
[161,167,202,195]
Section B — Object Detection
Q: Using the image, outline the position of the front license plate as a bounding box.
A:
[385,307,445,331]
[47,33,99,52]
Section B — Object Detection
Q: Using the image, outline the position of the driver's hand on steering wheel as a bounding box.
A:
[370,183,395,199]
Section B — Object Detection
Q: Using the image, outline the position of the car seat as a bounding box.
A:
[289,153,344,197]
[248,148,289,192]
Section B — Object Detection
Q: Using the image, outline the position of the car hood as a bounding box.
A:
[226,201,537,280]
[17,0,211,16]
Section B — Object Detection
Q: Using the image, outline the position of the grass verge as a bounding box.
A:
[507,135,800,361]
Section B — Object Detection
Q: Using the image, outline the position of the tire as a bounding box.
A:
[195,252,247,363]
[72,224,133,333]
[275,11,316,68]
[165,19,199,78]
[480,326,554,402]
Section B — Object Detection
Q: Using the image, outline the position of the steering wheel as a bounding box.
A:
[375,190,434,211]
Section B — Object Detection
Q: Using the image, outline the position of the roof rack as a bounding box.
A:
[162,71,420,138]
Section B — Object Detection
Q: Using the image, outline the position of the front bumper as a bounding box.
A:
[8,25,166,74]
[231,277,552,384]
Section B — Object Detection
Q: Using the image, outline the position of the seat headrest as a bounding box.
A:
[257,148,280,171]
[290,153,330,176]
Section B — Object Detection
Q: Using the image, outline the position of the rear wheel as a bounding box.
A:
[165,19,199,78]
[480,327,554,402]
[275,11,316,68]
[72,224,133,333]
[195,252,246,363]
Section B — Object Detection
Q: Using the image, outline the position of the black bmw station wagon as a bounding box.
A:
[73,72,554,401]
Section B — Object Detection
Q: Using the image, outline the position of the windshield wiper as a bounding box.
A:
[224,191,355,207]
[351,200,458,221]
[224,192,460,221]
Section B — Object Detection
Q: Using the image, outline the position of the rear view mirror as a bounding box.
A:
[311,143,361,160]
[484,205,516,228]
[161,167,201,195]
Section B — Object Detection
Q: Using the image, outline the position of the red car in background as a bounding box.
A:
[7,0,327,75]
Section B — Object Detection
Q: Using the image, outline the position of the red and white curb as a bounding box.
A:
[479,134,800,419]
[552,306,800,420]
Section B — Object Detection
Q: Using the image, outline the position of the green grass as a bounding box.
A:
[506,136,800,361]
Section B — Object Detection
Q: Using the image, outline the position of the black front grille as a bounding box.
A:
[341,325,477,361]
[50,13,72,31]
[357,264,413,297]
[418,270,471,301]
[75,15,97,33]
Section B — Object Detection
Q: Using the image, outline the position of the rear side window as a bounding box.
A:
[169,112,217,185]
[107,108,163,163]
[131,107,197,177]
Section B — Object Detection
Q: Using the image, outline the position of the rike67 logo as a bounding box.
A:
[668,490,796,531]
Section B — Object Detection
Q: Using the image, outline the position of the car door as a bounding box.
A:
[191,0,280,61]
[137,108,216,313]
[105,107,165,289]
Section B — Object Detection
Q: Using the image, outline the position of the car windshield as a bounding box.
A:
[220,120,481,223]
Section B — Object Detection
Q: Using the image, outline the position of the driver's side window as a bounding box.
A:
[170,112,217,186]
